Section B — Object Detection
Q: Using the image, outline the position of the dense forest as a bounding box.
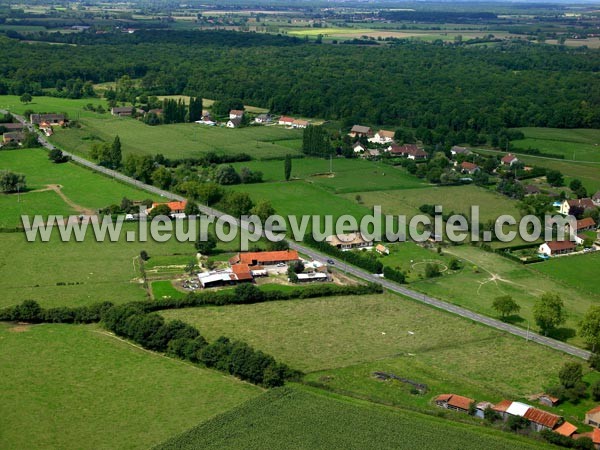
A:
[0,30,598,134]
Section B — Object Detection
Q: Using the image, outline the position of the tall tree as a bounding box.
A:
[284,154,292,181]
[492,295,520,320]
[533,293,566,335]
[579,306,600,351]
[110,135,122,169]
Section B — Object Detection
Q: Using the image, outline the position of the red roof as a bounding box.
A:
[567,198,596,210]
[523,407,561,429]
[555,421,577,437]
[435,394,473,410]
[461,162,479,171]
[435,394,452,402]
[587,405,600,416]
[501,153,518,164]
[233,250,299,266]
[231,263,253,281]
[576,217,596,230]
[593,428,600,445]
[279,116,294,123]
[230,109,244,115]
[151,201,187,212]
[492,400,512,412]
[545,240,576,252]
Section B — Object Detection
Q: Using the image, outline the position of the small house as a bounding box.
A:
[30,113,66,126]
[2,132,25,145]
[539,241,576,256]
[353,142,366,153]
[524,185,541,196]
[593,191,600,207]
[278,116,295,127]
[523,407,562,432]
[226,117,242,128]
[460,161,480,175]
[349,125,373,138]
[292,119,309,129]
[554,422,577,438]
[326,232,373,251]
[501,153,519,166]
[111,107,135,117]
[375,244,389,255]
[255,114,272,124]
[586,406,600,428]
[450,146,471,157]
[560,198,597,215]
[434,394,474,413]
[0,123,23,131]
[229,110,244,119]
[369,130,395,144]
[146,201,187,219]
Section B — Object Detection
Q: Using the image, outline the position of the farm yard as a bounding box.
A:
[0,323,260,450]
[157,386,551,450]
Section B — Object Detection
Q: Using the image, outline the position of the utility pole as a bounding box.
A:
[329,154,332,174]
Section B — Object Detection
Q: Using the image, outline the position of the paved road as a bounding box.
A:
[6,109,591,360]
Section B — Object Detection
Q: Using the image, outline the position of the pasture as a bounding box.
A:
[0,323,260,450]
[160,293,575,397]
[0,95,109,120]
[0,148,159,227]
[512,127,600,163]
[157,386,551,450]
[531,251,600,297]
[49,116,303,159]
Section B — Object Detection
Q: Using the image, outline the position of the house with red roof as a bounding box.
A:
[229,250,299,267]
[146,201,187,218]
[560,198,597,215]
[278,116,295,127]
[539,240,577,256]
[229,110,244,119]
[501,153,519,166]
[586,405,600,428]
[369,130,395,144]
[434,394,474,413]
[460,161,480,175]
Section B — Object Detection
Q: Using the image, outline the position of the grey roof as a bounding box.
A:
[0,123,23,130]
[228,117,242,126]
[351,125,372,134]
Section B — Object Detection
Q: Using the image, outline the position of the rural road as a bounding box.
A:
[4,109,592,360]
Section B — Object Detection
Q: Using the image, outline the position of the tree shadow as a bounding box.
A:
[502,315,525,324]
[548,327,577,341]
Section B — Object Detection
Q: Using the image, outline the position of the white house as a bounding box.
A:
[226,117,242,128]
[560,198,596,215]
[278,116,295,127]
[450,146,471,157]
[353,142,366,153]
[501,153,519,166]
[369,130,395,144]
[229,109,244,119]
[539,240,576,256]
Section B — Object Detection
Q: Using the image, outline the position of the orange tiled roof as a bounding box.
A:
[523,407,561,429]
[554,421,577,437]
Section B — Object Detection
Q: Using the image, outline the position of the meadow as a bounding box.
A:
[0,322,260,450]
[0,148,159,227]
[49,116,303,159]
[531,251,600,297]
[0,95,109,119]
[512,128,600,163]
[158,386,552,450]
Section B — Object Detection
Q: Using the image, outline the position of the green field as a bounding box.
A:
[513,128,600,163]
[532,251,600,296]
[0,148,159,227]
[231,157,426,193]
[49,115,303,159]
[161,293,576,400]
[0,323,260,450]
[158,386,551,450]
[0,95,109,119]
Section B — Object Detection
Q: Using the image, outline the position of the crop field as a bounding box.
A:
[0,148,159,227]
[0,323,260,450]
[512,128,600,162]
[49,116,303,159]
[160,293,575,395]
[231,157,426,193]
[412,245,600,345]
[531,251,600,296]
[157,386,551,450]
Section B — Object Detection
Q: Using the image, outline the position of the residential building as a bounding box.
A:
[292,119,309,129]
[226,117,242,128]
[111,107,135,117]
[523,407,562,432]
[353,142,366,153]
[326,232,373,250]
[538,394,560,408]
[30,113,66,126]
[560,198,597,215]
[146,201,187,219]
[434,394,474,413]
[369,130,395,144]
[2,132,25,145]
[593,191,600,207]
[229,110,244,119]
[539,240,576,256]
[349,125,373,138]
[0,123,23,131]
[586,406,600,427]
[375,244,389,255]
[278,116,295,127]
[460,161,480,175]
[524,185,541,196]
[501,153,519,166]
[450,145,471,157]
[255,114,272,124]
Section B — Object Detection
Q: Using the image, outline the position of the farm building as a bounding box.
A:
[353,142,366,153]
[524,185,541,196]
[278,116,295,126]
[369,130,395,144]
[491,400,513,420]
[0,122,23,131]
[450,146,471,157]
[111,107,135,117]
[560,198,597,215]
[226,117,242,128]
[493,400,565,433]
[460,161,480,174]
[537,394,560,408]
[30,113,66,126]
[198,268,253,289]
[349,125,373,138]
[554,422,577,438]
[501,153,519,166]
[2,131,25,145]
[229,110,244,119]
[326,232,373,251]
[229,250,300,267]
[434,394,474,413]
[375,244,389,255]
[296,272,328,283]
[146,201,187,219]
[539,240,576,256]
[388,143,427,160]
[593,191,600,207]
[255,114,272,124]
[586,406,600,428]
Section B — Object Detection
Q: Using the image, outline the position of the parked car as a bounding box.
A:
[327,259,335,265]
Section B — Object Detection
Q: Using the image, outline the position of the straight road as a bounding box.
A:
[5,109,591,360]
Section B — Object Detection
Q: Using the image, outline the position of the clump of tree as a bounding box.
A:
[533,292,565,336]
[492,295,520,320]
[0,170,26,193]
[424,263,441,278]
[48,148,70,164]
[302,125,332,156]
[215,165,262,185]
[383,266,406,284]
[90,136,122,169]
[547,362,587,404]
[284,154,292,181]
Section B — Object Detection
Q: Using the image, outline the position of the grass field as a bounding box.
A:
[231,157,427,193]
[157,386,551,450]
[160,293,576,395]
[0,148,159,227]
[512,128,600,163]
[0,95,109,119]
[49,116,303,159]
[0,323,260,450]
[531,251,600,297]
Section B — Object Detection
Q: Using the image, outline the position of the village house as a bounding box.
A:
[0,122,23,131]
[229,109,244,119]
[560,198,597,215]
[434,394,474,413]
[349,125,373,138]
[586,406,600,428]
[364,149,380,158]
[539,240,577,256]
[450,145,471,157]
[226,117,242,128]
[375,244,389,255]
[389,143,428,160]
[593,191,600,207]
[292,119,309,129]
[145,200,187,219]
[460,161,480,175]
[229,250,300,267]
[30,113,67,126]
[566,217,597,234]
[353,142,366,153]
[111,107,135,117]
[326,232,373,250]
[501,153,519,166]
[407,146,428,161]
[524,185,541,196]
[2,132,25,145]
[554,422,578,438]
[254,114,272,124]
[278,116,295,127]
[368,130,395,144]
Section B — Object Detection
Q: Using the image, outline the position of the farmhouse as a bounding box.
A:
[586,406,600,427]
[111,107,135,117]
[570,217,597,233]
[255,114,272,124]
[146,201,187,219]
[537,394,560,408]
[226,117,242,128]
[198,268,253,289]
[229,110,244,119]
[501,153,519,166]
[524,185,541,196]
[0,122,23,131]
[229,250,300,267]
[554,422,577,438]
[292,119,309,129]
[369,130,395,144]
[296,272,328,283]
[30,113,66,126]
[353,142,366,153]
[450,145,471,157]
[539,240,576,256]
[2,132,25,145]
[407,146,428,161]
[434,394,474,413]
[375,244,389,255]
[364,149,380,158]
[349,125,373,138]
[460,161,480,175]
[278,116,295,127]
[326,232,373,250]
[593,191,600,207]
[493,400,564,432]
[560,198,597,215]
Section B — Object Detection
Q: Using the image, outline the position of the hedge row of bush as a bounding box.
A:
[540,430,593,450]
[102,303,299,387]
[0,299,114,324]
[303,235,384,274]
[383,266,406,284]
